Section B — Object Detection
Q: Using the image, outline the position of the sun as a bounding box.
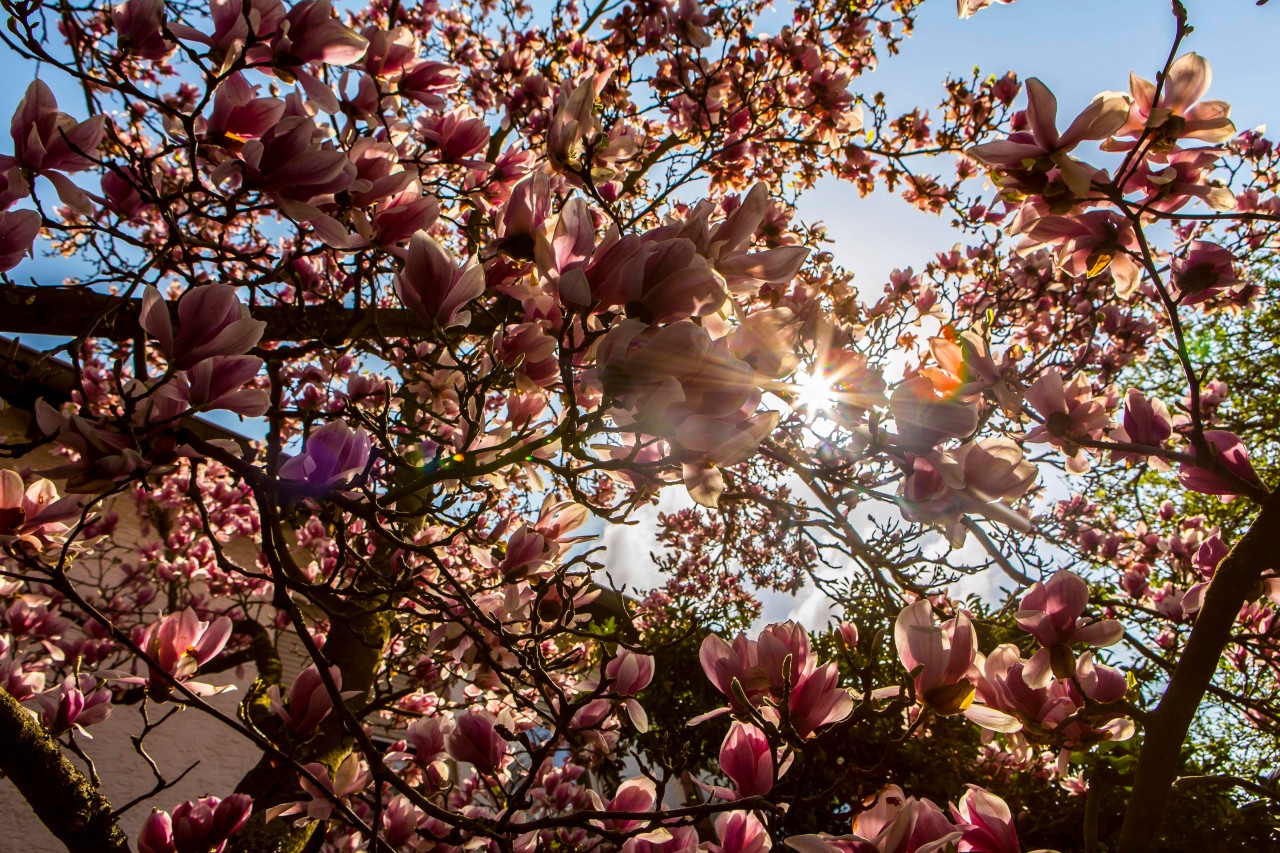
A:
[790,369,838,416]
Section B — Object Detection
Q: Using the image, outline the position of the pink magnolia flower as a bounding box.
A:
[148,355,269,420]
[200,73,287,150]
[969,78,1129,197]
[259,0,367,70]
[267,754,370,825]
[0,469,82,551]
[1171,241,1243,304]
[30,673,112,737]
[1015,569,1122,687]
[921,327,1021,414]
[398,60,460,108]
[169,0,287,69]
[113,0,176,60]
[718,721,774,798]
[952,786,1020,853]
[699,621,852,737]
[1122,146,1235,213]
[0,207,41,273]
[958,0,1016,17]
[900,439,1036,545]
[140,607,233,694]
[1022,369,1107,472]
[710,811,772,853]
[279,420,372,489]
[139,794,253,853]
[1012,209,1142,297]
[890,376,980,450]
[605,648,655,696]
[895,600,982,716]
[213,116,355,211]
[418,108,490,163]
[447,709,508,773]
[140,284,266,370]
[269,664,343,734]
[394,231,485,329]
[787,785,963,853]
[548,73,610,173]
[8,79,105,175]
[1177,430,1264,497]
[1110,53,1236,151]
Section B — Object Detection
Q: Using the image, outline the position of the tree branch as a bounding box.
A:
[0,687,130,852]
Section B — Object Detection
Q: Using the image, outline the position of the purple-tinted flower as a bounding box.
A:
[279,420,371,489]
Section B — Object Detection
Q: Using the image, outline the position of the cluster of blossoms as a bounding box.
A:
[0,0,1276,851]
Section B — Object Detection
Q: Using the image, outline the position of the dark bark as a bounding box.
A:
[0,283,434,344]
[0,687,130,852]
[1117,494,1280,851]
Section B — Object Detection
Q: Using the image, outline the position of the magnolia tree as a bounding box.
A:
[0,0,1277,849]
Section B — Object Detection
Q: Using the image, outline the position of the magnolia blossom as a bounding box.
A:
[1109,52,1236,151]
[394,231,485,329]
[4,80,105,211]
[1177,430,1264,498]
[1171,241,1243,304]
[30,673,112,736]
[699,621,852,737]
[0,208,40,272]
[0,469,82,552]
[267,753,371,825]
[268,664,345,734]
[136,607,234,695]
[969,78,1129,197]
[1022,369,1107,472]
[279,420,372,490]
[113,0,176,60]
[786,784,968,853]
[140,284,266,370]
[889,376,980,451]
[718,721,776,798]
[1015,570,1123,687]
[895,600,988,719]
[138,794,253,853]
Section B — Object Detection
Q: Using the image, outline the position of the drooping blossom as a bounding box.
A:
[899,438,1036,545]
[266,754,371,825]
[1015,570,1123,687]
[113,0,176,60]
[447,709,509,773]
[138,794,253,853]
[5,80,106,211]
[699,621,852,737]
[952,785,1021,853]
[786,785,965,853]
[717,721,775,798]
[0,208,41,271]
[1177,430,1264,498]
[710,811,772,853]
[136,608,233,694]
[1171,241,1243,304]
[1022,368,1108,472]
[279,420,372,490]
[889,376,980,451]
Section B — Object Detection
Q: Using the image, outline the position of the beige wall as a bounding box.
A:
[0,406,272,850]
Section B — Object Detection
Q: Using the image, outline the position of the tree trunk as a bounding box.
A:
[1117,494,1280,851]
